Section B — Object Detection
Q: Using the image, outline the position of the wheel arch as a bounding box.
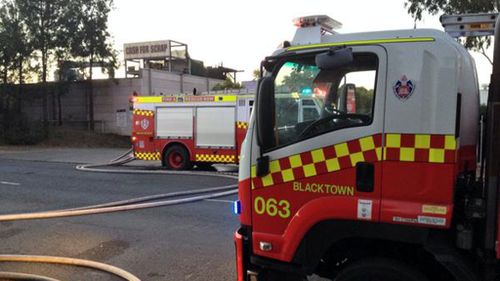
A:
[288,220,479,281]
[161,141,193,163]
[292,220,428,272]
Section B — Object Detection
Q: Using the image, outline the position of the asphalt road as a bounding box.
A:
[0,158,239,281]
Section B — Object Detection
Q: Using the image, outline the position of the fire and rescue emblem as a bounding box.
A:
[393,75,415,101]
[140,118,150,130]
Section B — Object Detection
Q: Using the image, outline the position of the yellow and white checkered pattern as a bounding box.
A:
[252,135,383,188]
[133,109,154,116]
[251,133,458,189]
[135,152,161,161]
[237,122,248,129]
[196,154,236,163]
[384,134,457,164]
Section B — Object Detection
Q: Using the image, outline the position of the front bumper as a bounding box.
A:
[234,226,305,281]
[235,226,257,281]
[234,229,245,281]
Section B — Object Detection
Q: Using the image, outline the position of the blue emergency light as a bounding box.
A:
[233,200,242,215]
[301,87,313,95]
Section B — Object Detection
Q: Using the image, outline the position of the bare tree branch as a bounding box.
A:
[481,45,494,66]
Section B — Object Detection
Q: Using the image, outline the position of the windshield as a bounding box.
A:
[271,53,378,148]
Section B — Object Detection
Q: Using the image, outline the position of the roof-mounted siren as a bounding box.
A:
[291,15,342,46]
[440,13,498,38]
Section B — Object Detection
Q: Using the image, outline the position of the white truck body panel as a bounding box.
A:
[156,107,193,138]
[237,98,253,123]
[196,107,236,148]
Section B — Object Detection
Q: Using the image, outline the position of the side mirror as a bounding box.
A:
[338,83,356,113]
[315,48,353,70]
[256,76,276,151]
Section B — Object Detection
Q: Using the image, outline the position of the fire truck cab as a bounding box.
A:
[235,14,500,281]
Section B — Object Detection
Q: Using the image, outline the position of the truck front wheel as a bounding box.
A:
[335,258,429,281]
[162,145,192,170]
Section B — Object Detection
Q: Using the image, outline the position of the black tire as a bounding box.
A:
[162,145,192,170]
[335,258,429,281]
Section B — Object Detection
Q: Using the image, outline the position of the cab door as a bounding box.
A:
[249,45,387,260]
[379,43,457,229]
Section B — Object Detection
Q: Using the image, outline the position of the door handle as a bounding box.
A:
[356,162,374,193]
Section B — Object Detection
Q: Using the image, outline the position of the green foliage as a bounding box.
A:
[66,0,116,131]
[280,64,319,93]
[67,0,116,76]
[0,0,28,84]
[15,0,68,82]
[42,128,130,148]
[355,87,374,115]
[405,0,498,53]
[0,0,116,132]
[253,69,261,81]
[2,112,47,145]
[212,78,243,91]
[0,0,116,84]
[190,59,206,77]
[0,0,33,85]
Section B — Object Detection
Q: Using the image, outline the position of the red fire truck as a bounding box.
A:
[131,94,254,169]
[234,14,500,281]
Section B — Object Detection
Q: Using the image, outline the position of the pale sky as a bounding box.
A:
[108,0,493,85]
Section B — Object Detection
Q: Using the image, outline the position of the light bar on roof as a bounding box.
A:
[293,15,342,34]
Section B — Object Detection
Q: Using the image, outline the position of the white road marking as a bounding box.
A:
[204,199,234,203]
[0,181,20,186]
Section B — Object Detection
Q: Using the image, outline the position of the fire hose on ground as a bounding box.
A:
[0,255,141,281]
[75,148,239,179]
[0,148,239,281]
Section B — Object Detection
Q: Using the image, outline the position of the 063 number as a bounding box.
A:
[254,196,291,219]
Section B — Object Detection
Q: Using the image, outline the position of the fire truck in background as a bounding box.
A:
[131,92,325,170]
[234,13,500,281]
[131,94,254,169]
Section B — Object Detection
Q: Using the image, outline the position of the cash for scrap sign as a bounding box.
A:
[124,40,170,60]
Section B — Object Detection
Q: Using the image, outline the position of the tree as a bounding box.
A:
[68,0,116,131]
[354,87,374,115]
[280,65,319,93]
[0,0,33,115]
[253,69,261,81]
[0,1,32,87]
[0,1,17,85]
[0,10,11,86]
[405,0,498,64]
[15,0,68,126]
[212,77,243,91]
